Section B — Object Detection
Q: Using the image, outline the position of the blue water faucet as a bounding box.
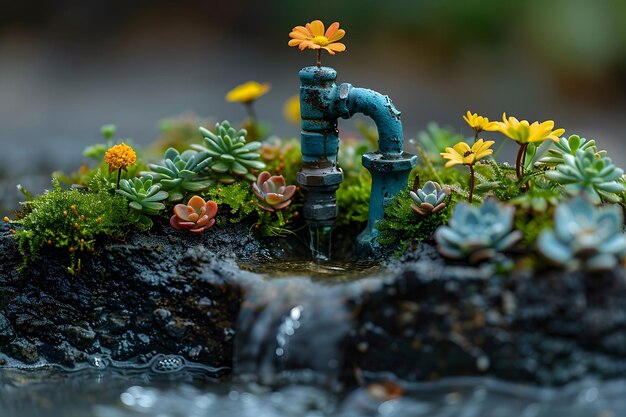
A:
[296,66,417,256]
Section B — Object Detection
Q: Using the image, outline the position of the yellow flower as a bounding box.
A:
[226,81,270,103]
[440,139,494,168]
[463,111,497,133]
[493,113,565,144]
[288,20,346,55]
[104,142,136,173]
[283,95,301,125]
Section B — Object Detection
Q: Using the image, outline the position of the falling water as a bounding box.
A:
[308,226,333,261]
[233,277,353,389]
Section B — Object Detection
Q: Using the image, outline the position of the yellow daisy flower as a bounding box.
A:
[226,81,270,104]
[104,142,136,173]
[463,111,497,134]
[494,113,565,144]
[440,139,494,168]
[288,20,346,65]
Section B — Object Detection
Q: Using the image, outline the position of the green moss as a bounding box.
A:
[336,137,373,228]
[377,189,451,246]
[514,207,555,249]
[14,178,133,274]
[202,181,259,224]
[336,169,371,227]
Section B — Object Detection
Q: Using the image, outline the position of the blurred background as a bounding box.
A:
[2,0,626,212]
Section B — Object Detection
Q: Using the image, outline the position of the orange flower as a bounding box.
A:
[288,20,346,55]
[104,142,136,173]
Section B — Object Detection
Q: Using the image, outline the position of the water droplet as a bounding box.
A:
[152,355,185,372]
[290,306,303,320]
[476,355,490,371]
[120,392,135,407]
[378,400,396,416]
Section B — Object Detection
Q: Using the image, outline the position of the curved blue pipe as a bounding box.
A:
[337,85,404,156]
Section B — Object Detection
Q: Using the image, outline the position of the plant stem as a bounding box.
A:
[468,164,475,203]
[116,168,122,189]
[316,50,322,67]
[493,138,507,159]
[515,143,528,180]
[276,210,285,227]
[474,130,479,143]
[244,101,257,123]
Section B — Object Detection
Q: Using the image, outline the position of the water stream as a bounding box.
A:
[2,259,626,416]
[3,366,626,417]
[308,226,334,261]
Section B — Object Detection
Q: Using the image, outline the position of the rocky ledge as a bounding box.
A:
[0,221,625,386]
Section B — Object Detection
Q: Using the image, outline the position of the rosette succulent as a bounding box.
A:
[170,195,218,233]
[409,181,450,215]
[435,199,522,263]
[192,121,266,184]
[544,149,625,204]
[116,176,169,227]
[142,147,213,202]
[537,196,626,271]
[252,171,297,212]
[536,134,604,167]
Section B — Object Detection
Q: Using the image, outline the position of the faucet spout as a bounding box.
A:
[337,85,403,156]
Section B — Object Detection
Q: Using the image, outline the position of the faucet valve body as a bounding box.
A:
[297,66,417,255]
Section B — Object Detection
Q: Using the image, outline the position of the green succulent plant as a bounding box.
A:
[116,176,169,228]
[537,196,626,271]
[142,147,213,202]
[510,185,562,213]
[435,199,522,263]
[192,120,266,184]
[536,134,604,167]
[409,180,450,215]
[544,149,625,204]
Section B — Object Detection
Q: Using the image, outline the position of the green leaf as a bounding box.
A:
[211,161,230,173]
[144,190,169,202]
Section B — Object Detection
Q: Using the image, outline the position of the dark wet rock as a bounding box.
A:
[0,220,259,370]
[0,312,14,342]
[9,338,40,364]
[1,221,626,386]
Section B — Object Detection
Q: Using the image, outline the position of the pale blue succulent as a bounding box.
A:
[536,134,603,167]
[409,181,450,215]
[141,147,213,202]
[544,149,625,204]
[435,199,522,264]
[537,196,626,271]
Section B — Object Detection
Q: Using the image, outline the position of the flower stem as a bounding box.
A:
[468,164,475,203]
[316,50,322,67]
[244,101,257,123]
[474,130,479,143]
[116,168,122,189]
[515,143,528,180]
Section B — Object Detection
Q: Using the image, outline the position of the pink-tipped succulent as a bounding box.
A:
[252,171,297,212]
[170,195,218,233]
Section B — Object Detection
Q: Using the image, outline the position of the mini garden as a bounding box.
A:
[1,18,626,417]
